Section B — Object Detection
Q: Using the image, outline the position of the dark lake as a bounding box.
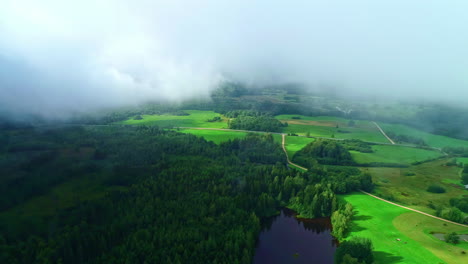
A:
[253,208,337,264]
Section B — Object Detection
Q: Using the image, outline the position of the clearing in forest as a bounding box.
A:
[117,110,228,128]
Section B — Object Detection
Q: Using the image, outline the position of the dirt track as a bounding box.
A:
[373,122,395,144]
[359,190,468,228]
[280,133,467,227]
[281,134,308,171]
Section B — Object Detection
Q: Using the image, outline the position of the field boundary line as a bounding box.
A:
[373,122,395,144]
[359,190,468,227]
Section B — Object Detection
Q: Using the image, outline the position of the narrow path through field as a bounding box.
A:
[281,134,308,171]
[359,190,468,227]
[373,122,395,144]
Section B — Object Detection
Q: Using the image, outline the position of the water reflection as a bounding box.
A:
[253,208,337,264]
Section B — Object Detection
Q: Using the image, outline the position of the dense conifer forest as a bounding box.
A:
[0,126,371,263]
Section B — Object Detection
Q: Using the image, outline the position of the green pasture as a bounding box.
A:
[456,157,468,166]
[177,129,248,144]
[283,124,388,143]
[362,159,466,211]
[117,110,228,128]
[342,193,467,264]
[379,123,468,149]
[351,145,442,165]
[277,115,388,143]
[393,210,468,263]
[283,136,316,159]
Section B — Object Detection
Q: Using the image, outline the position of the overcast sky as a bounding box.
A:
[1,0,468,117]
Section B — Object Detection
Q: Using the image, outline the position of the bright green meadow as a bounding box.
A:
[351,145,442,165]
[342,193,467,264]
[117,110,228,128]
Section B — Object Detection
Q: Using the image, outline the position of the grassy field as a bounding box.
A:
[342,193,468,264]
[351,145,442,165]
[456,157,468,166]
[283,136,315,159]
[277,115,388,143]
[362,159,466,212]
[117,110,228,128]
[379,123,468,148]
[177,128,248,144]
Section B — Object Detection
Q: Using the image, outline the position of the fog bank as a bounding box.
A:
[1,0,468,117]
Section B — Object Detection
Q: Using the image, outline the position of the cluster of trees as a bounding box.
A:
[331,203,354,240]
[426,184,446,193]
[385,132,427,146]
[449,197,468,213]
[441,146,468,157]
[444,232,460,244]
[334,237,374,264]
[206,116,222,122]
[462,165,468,185]
[288,184,337,218]
[293,139,355,166]
[340,140,373,153]
[436,207,467,224]
[227,111,286,132]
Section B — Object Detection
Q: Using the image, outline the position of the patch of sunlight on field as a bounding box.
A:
[117,110,228,128]
[342,193,445,264]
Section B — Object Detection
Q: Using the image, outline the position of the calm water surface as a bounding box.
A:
[253,208,337,264]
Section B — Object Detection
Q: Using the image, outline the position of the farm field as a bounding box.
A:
[277,115,388,143]
[177,128,248,144]
[362,159,466,211]
[117,110,228,128]
[351,145,442,165]
[379,123,468,148]
[342,193,467,264]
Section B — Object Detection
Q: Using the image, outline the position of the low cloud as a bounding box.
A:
[1,0,468,117]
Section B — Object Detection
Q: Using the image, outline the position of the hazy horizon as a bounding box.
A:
[1,0,468,117]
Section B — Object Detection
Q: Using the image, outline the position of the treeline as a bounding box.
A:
[449,197,468,214]
[334,237,374,264]
[227,111,286,132]
[341,139,373,153]
[293,139,355,166]
[461,164,468,186]
[385,132,427,146]
[443,146,468,157]
[331,203,354,240]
